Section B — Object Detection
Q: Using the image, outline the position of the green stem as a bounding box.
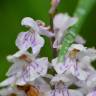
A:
[49,4,59,58]
[58,0,96,62]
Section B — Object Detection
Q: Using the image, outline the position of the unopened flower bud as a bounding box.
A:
[49,0,60,15]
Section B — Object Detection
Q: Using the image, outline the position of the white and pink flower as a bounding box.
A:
[16,17,54,55]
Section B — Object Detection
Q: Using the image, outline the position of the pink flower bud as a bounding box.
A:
[49,0,60,14]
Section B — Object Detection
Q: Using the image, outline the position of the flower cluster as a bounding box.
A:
[0,1,96,96]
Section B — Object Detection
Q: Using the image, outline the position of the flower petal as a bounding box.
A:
[53,13,77,48]
[0,76,15,87]
[52,58,65,74]
[35,57,49,75]
[77,56,95,72]
[50,74,71,85]
[69,89,83,96]
[7,50,26,61]
[87,73,96,88]
[78,48,96,62]
[52,57,74,74]
[39,26,54,38]
[87,91,96,96]
[0,87,14,95]
[16,67,39,85]
[74,68,88,80]
[68,44,86,52]
[34,78,51,92]
[16,31,44,55]
[75,35,86,44]
[53,13,77,31]
[53,30,63,48]
[16,32,31,51]
[21,17,39,32]
[16,57,49,85]
[46,86,69,96]
[6,62,24,77]
[6,51,32,76]
[31,33,45,55]
[0,86,26,96]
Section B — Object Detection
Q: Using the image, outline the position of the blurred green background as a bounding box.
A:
[0,0,96,81]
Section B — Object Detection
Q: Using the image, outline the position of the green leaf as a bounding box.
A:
[58,0,96,62]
